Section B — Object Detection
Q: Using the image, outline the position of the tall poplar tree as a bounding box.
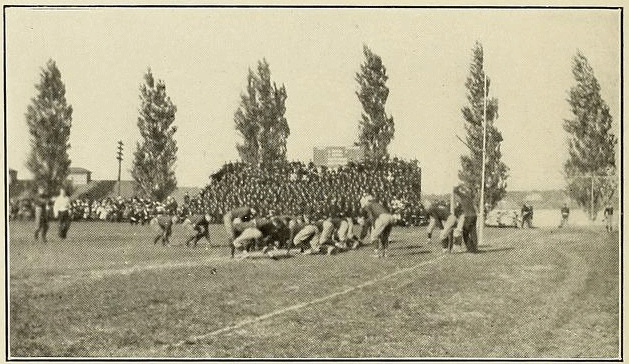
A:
[131,68,178,201]
[355,44,395,161]
[25,59,73,194]
[564,51,617,217]
[458,42,509,210]
[234,59,289,166]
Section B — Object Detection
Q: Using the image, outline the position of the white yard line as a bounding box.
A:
[171,230,523,348]
[171,254,447,347]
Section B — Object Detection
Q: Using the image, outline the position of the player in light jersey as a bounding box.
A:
[359,195,398,258]
[223,206,257,257]
[150,212,174,246]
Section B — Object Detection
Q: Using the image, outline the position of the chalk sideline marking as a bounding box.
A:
[170,230,523,348]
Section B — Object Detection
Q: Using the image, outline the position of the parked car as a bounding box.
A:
[485,209,520,227]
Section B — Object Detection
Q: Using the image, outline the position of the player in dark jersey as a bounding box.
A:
[521,202,534,228]
[425,200,451,248]
[33,187,50,243]
[452,185,478,253]
[434,186,477,253]
[268,215,293,251]
[150,213,174,246]
[183,214,212,247]
[259,216,291,256]
[604,204,614,232]
[559,203,570,228]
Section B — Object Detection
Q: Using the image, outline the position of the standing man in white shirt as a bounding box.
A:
[53,188,72,239]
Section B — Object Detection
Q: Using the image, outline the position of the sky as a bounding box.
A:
[5,7,621,194]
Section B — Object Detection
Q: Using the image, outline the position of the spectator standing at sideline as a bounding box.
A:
[604,203,614,233]
[559,203,570,228]
[53,188,72,239]
[33,186,49,243]
[520,201,533,229]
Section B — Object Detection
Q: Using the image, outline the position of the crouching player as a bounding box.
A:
[312,218,339,255]
[291,216,336,255]
[150,212,174,246]
[318,217,356,253]
[266,214,293,252]
[223,206,257,258]
[424,200,452,252]
[266,216,292,255]
[289,216,320,254]
[359,195,398,258]
[438,186,478,253]
[231,218,281,259]
[183,213,212,247]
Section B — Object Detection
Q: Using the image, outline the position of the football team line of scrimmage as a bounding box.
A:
[129,187,478,260]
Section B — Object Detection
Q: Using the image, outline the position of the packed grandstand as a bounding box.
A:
[9,158,427,226]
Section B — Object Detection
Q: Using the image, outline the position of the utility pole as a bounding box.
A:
[591,172,595,220]
[567,174,616,221]
[116,141,124,196]
[478,71,488,246]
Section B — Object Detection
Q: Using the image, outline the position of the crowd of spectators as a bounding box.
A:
[9,196,181,224]
[9,158,427,226]
[201,159,426,225]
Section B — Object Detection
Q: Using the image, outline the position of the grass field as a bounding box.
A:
[8,221,620,358]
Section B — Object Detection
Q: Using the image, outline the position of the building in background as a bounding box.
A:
[8,168,33,200]
[67,167,92,185]
[313,146,365,167]
[8,166,199,203]
[9,168,17,186]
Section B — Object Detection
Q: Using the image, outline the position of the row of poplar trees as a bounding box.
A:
[233,45,395,165]
[24,62,178,201]
[457,43,617,214]
[25,43,617,214]
[232,43,507,208]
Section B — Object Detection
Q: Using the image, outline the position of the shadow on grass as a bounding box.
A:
[242,252,295,260]
[475,246,515,254]
[390,244,424,250]
[394,249,432,256]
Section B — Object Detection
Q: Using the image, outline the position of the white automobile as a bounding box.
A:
[485,209,520,228]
